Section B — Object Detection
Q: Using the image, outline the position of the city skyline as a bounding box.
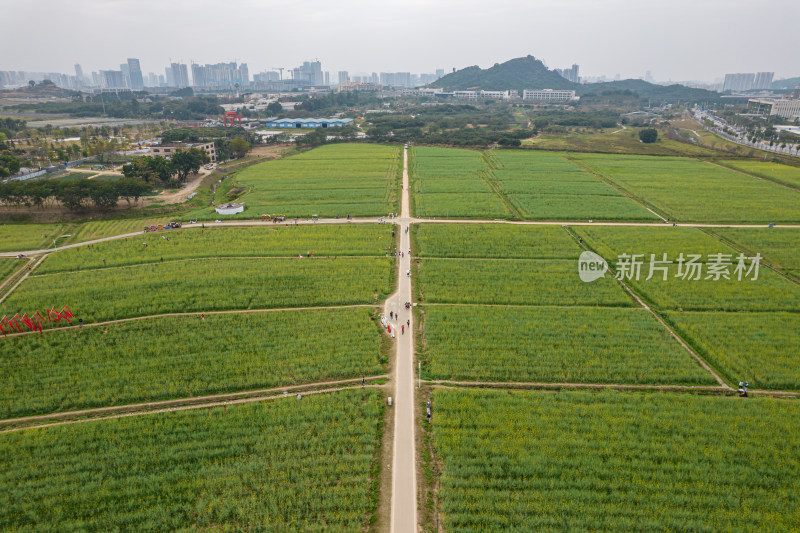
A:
[2,0,798,84]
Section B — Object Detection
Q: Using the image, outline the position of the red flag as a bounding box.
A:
[21,314,34,333]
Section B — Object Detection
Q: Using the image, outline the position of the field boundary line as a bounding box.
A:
[0,257,35,300]
[426,381,800,397]
[418,302,641,310]
[413,219,800,228]
[563,226,730,388]
[706,160,800,192]
[0,304,378,339]
[0,253,47,306]
[4,219,800,258]
[0,376,390,429]
[0,383,386,434]
[564,156,669,222]
[31,254,388,277]
[426,380,729,392]
[478,151,523,219]
[699,228,800,287]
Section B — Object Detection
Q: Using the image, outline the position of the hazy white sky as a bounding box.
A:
[2,0,798,82]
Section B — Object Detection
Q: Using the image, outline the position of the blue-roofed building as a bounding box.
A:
[265,118,353,129]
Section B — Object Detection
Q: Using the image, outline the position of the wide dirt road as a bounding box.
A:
[390,146,417,532]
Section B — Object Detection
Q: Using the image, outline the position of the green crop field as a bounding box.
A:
[0,258,24,288]
[0,390,384,531]
[666,311,800,390]
[410,147,511,219]
[0,307,385,418]
[573,225,742,265]
[415,258,633,307]
[2,257,394,324]
[412,223,579,259]
[39,225,395,274]
[524,128,721,157]
[492,151,658,221]
[419,305,715,385]
[66,218,171,244]
[573,154,800,223]
[0,223,69,252]
[428,388,800,531]
[228,143,400,218]
[718,160,800,189]
[709,227,800,275]
[624,264,800,311]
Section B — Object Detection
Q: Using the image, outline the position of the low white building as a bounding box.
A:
[522,89,577,102]
[215,202,244,215]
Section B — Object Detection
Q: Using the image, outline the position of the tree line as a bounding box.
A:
[0,178,151,210]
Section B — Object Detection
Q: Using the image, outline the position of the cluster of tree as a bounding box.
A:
[0,177,151,210]
[292,92,381,115]
[121,149,209,184]
[0,117,26,141]
[11,93,224,120]
[639,128,658,143]
[528,110,619,130]
[160,128,255,162]
[295,125,361,147]
[0,152,29,178]
[363,105,528,146]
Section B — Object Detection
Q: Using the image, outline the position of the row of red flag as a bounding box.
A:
[1,306,73,336]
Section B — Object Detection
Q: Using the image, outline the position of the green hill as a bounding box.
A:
[772,77,800,90]
[577,79,720,103]
[428,55,577,93]
[428,55,719,103]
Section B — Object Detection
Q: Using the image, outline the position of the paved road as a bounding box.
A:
[3,218,798,258]
[390,146,417,533]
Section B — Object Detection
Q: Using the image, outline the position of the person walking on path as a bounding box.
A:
[401,325,405,334]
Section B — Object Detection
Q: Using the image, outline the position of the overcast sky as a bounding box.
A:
[2,0,798,82]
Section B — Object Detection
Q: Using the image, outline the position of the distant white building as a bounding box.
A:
[453,90,478,100]
[522,89,577,102]
[479,90,511,100]
[748,96,800,121]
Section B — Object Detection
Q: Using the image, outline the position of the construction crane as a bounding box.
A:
[270,67,284,80]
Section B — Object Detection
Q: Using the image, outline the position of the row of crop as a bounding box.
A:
[410,147,511,219]
[429,388,800,532]
[572,153,800,223]
[37,225,395,274]
[489,151,659,221]
[64,218,171,245]
[717,160,800,189]
[2,256,395,325]
[0,307,385,418]
[417,305,716,385]
[0,223,69,252]
[0,389,384,531]
[411,223,580,259]
[233,143,400,218]
[413,258,633,307]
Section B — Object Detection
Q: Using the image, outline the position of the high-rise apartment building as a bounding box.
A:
[127,58,144,90]
[292,60,323,85]
[754,72,774,90]
[338,71,349,85]
[723,73,755,92]
[74,64,85,85]
[167,63,190,88]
